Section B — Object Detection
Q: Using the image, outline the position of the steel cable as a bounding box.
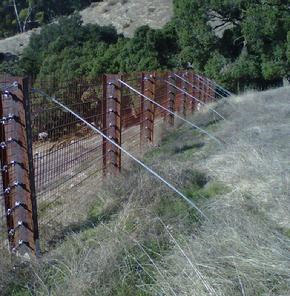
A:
[174,73,218,101]
[118,80,223,145]
[32,88,208,220]
[161,75,226,121]
[196,74,233,97]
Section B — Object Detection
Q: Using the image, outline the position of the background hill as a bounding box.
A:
[0,0,173,56]
[80,0,173,37]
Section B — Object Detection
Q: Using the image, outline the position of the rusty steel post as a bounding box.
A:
[186,72,194,113]
[167,73,176,126]
[102,74,122,176]
[140,73,145,146]
[199,75,204,103]
[22,78,39,255]
[202,75,207,103]
[102,75,107,176]
[0,76,39,256]
[194,74,202,101]
[181,72,188,117]
[141,72,155,144]
[208,79,215,102]
[203,76,208,103]
[204,77,208,103]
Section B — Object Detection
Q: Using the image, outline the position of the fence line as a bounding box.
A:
[0,70,231,256]
[163,75,226,120]
[118,79,222,144]
[196,74,233,97]
[33,88,208,219]
[174,73,217,102]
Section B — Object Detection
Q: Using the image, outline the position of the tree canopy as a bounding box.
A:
[1,0,289,92]
[0,0,96,37]
[173,0,290,90]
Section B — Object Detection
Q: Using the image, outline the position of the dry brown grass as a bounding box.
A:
[0,87,289,295]
[153,87,290,295]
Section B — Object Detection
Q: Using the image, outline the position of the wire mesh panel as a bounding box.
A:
[155,72,169,118]
[1,71,229,251]
[121,73,143,153]
[29,77,105,238]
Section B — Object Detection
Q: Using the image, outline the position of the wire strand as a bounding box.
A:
[174,73,218,101]
[118,80,223,145]
[196,74,233,97]
[32,88,208,220]
[163,75,226,121]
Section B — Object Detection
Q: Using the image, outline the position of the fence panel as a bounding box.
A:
[103,74,122,175]
[29,78,105,246]
[0,70,226,253]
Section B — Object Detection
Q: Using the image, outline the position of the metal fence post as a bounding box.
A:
[195,73,201,102]
[140,73,145,146]
[199,75,204,102]
[102,74,122,176]
[181,72,188,117]
[141,72,155,144]
[186,72,194,113]
[0,76,39,256]
[102,74,107,177]
[208,79,215,102]
[167,73,175,126]
[23,77,39,255]
[204,76,209,103]
[202,75,207,103]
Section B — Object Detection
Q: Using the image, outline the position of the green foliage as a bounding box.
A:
[204,51,229,82]
[241,1,289,85]
[18,15,179,86]
[115,25,179,72]
[0,0,17,37]
[20,13,119,81]
[0,57,24,76]
[173,0,217,69]
[173,0,289,90]
[4,284,30,296]
[1,0,289,91]
[0,0,98,37]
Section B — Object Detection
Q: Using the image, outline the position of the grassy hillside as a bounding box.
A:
[1,87,289,295]
[0,0,173,56]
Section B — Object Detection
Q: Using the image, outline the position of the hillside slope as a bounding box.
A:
[1,87,289,295]
[0,0,173,56]
[154,87,290,295]
[81,0,173,37]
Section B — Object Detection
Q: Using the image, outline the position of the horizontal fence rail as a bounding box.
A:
[0,70,231,255]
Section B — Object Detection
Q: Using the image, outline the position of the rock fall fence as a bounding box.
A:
[0,71,231,256]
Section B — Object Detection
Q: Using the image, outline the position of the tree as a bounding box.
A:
[2,0,289,92]
[20,13,120,83]
[0,0,96,37]
[173,0,289,90]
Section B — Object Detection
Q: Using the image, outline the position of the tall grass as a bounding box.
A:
[153,87,290,295]
[0,87,289,295]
